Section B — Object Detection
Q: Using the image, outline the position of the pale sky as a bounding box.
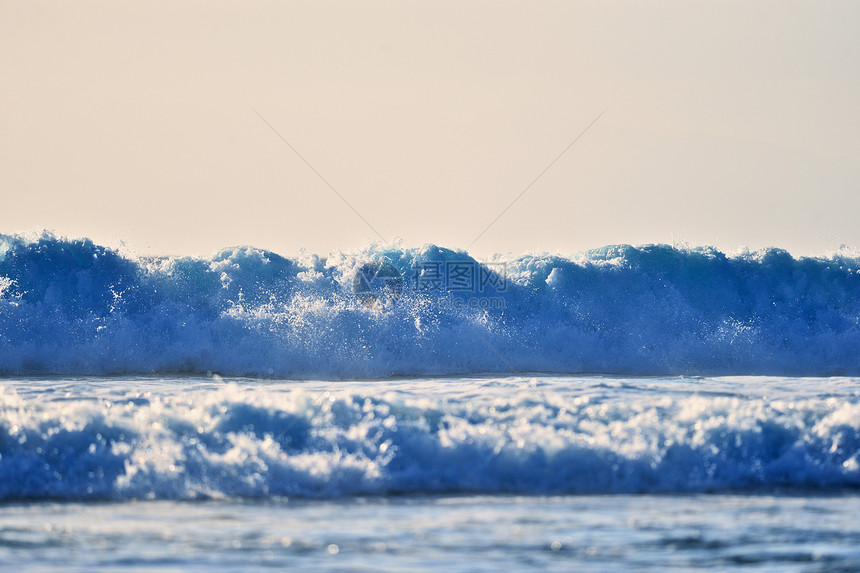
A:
[2,1,858,258]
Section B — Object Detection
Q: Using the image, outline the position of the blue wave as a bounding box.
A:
[1,232,860,377]
[1,380,858,500]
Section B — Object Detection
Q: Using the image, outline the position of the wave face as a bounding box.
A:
[1,233,860,377]
[1,378,858,500]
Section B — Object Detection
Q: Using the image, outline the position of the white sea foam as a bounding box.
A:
[0,377,858,500]
[1,233,859,377]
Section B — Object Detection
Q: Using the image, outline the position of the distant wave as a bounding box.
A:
[1,232,860,377]
[1,381,858,500]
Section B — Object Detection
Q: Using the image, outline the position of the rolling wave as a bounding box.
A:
[0,380,857,500]
[1,232,859,377]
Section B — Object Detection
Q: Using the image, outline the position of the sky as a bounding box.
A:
[2,1,858,259]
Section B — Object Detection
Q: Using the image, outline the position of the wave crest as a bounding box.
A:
[1,233,859,376]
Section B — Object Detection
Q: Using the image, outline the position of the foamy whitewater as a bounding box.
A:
[1,233,859,377]
[2,233,860,571]
[2,376,859,501]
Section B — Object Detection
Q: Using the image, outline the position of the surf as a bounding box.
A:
[1,232,859,377]
[1,376,858,501]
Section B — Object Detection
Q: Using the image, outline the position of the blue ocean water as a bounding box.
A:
[1,375,859,571]
[2,375,860,500]
[1,233,859,378]
[2,234,860,570]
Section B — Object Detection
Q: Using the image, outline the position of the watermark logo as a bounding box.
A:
[413,261,507,293]
[353,261,405,311]
[353,259,507,311]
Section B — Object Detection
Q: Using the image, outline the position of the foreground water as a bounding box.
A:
[3,494,860,572]
[1,375,859,571]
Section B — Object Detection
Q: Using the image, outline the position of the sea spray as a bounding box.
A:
[1,233,859,377]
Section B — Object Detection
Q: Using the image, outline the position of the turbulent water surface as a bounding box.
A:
[0,375,859,571]
[2,375,860,500]
[2,233,859,377]
[2,234,860,570]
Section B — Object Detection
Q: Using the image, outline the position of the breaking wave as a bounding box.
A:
[1,232,859,377]
[1,379,858,500]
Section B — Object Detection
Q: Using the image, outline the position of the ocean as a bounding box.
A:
[1,233,859,571]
